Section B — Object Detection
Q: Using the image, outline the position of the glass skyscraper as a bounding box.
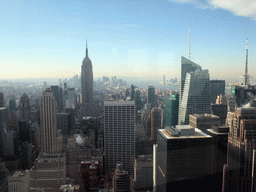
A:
[178,56,211,125]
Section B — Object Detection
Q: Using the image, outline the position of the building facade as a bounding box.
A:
[165,94,179,127]
[147,86,155,108]
[222,107,256,192]
[104,99,135,176]
[8,170,30,192]
[19,93,30,122]
[81,43,93,112]
[156,125,213,192]
[178,58,211,125]
[40,88,62,154]
[210,80,225,104]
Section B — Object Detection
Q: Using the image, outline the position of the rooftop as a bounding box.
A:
[160,126,211,139]
[191,114,219,119]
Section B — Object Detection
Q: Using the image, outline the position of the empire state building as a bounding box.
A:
[81,43,93,113]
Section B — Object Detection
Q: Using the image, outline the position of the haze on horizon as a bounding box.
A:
[1,0,256,80]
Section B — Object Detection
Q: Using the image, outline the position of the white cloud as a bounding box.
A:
[209,0,256,19]
[170,0,256,19]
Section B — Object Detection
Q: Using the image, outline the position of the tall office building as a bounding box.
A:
[112,163,131,192]
[210,80,225,104]
[40,88,62,154]
[57,113,71,145]
[163,75,165,85]
[222,107,256,192]
[50,86,62,112]
[104,99,135,176]
[66,88,75,109]
[147,85,155,108]
[165,94,179,127]
[19,93,30,122]
[0,93,4,107]
[178,57,211,125]
[0,107,8,157]
[156,125,213,192]
[9,99,16,110]
[150,108,161,142]
[81,43,93,111]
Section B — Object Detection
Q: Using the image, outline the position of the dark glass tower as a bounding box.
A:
[81,42,93,111]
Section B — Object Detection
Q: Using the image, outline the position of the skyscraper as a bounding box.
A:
[50,85,62,112]
[40,88,62,154]
[104,99,135,176]
[150,108,161,142]
[0,107,8,157]
[165,94,179,127]
[0,93,4,107]
[178,57,211,125]
[19,93,30,122]
[81,42,93,112]
[147,85,155,108]
[222,107,256,192]
[210,80,225,104]
[156,125,213,192]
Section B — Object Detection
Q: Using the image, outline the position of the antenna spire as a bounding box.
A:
[245,38,248,85]
[188,21,191,60]
[86,40,88,58]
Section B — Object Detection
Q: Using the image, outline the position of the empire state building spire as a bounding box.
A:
[86,41,88,58]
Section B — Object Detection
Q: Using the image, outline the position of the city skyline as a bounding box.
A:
[1,0,256,79]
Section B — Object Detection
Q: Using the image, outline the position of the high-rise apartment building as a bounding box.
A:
[81,43,93,112]
[210,80,225,104]
[0,93,4,107]
[178,57,211,125]
[19,93,30,122]
[104,99,135,176]
[147,85,155,108]
[222,107,256,192]
[40,88,62,154]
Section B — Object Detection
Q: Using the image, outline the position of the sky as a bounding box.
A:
[1,0,256,80]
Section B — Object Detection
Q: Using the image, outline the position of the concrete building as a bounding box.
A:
[156,125,213,192]
[112,163,131,192]
[19,93,30,122]
[150,108,161,142]
[40,88,62,154]
[212,94,228,125]
[8,170,30,192]
[165,94,179,127]
[134,155,153,190]
[178,56,211,125]
[207,125,229,192]
[81,42,93,115]
[104,99,135,176]
[189,114,220,133]
[222,107,256,192]
[30,154,66,191]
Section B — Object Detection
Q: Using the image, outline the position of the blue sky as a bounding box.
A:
[1,0,256,80]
